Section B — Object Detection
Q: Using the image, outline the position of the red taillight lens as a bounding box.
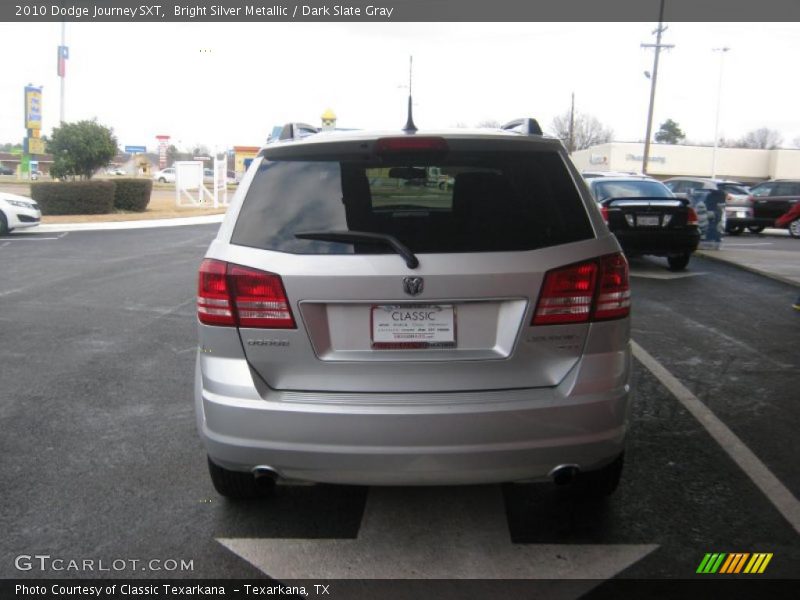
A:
[198,259,235,326]
[687,207,699,226]
[375,137,449,153]
[533,261,598,325]
[601,206,610,223]
[594,253,631,321]
[228,265,296,329]
[532,253,630,326]
[197,260,295,329]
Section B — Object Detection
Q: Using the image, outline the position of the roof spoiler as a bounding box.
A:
[278,122,320,141]
[501,118,543,136]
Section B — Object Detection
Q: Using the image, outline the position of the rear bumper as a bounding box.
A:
[613,228,699,257]
[726,216,777,228]
[195,348,632,485]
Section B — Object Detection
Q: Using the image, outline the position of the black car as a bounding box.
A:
[0,164,15,176]
[587,177,700,271]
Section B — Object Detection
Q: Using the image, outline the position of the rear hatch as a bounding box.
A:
[205,136,627,393]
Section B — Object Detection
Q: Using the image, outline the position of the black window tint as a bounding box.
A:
[773,182,800,196]
[231,152,593,254]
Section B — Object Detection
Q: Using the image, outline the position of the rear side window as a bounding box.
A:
[750,183,774,197]
[231,151,593,254]
[717,183,749,195]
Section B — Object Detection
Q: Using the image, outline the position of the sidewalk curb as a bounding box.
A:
[34,214,225,232]
[695,250,799,288]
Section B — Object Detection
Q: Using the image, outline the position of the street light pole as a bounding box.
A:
[711,47,730,179]
[641,0,673,174]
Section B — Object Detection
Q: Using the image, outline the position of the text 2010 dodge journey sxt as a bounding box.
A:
[195,119,632,498]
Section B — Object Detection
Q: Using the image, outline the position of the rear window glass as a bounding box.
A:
[231,151,593,254]
[717,183,750,195]
[591,180,673,201]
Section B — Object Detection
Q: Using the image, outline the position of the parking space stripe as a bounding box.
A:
[632,340,800,536]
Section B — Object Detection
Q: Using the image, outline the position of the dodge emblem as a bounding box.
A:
[402,276,424,296]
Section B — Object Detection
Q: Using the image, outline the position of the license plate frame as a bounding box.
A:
[636,214,660,227]
[371,304,456,349]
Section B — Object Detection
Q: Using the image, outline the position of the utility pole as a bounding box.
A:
[711,47,730,178]
[568,92,575,153]
[641,0,674,174]
[58,21,67,124]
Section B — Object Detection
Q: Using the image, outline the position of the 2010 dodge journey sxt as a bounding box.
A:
[195,119,632,499]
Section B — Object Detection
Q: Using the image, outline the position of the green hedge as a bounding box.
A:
[30,181,115,215]
[113,178,153,212]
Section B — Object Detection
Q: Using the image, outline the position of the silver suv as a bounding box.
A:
[195,119,632,498]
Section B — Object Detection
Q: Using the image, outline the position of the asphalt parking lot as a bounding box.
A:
[0,225,797,596]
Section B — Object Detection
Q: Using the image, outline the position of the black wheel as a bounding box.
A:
[573,453,624,499]
[747,225,765,234]
[788,219,800,239]
[725,224,744,235]
[158,177,166,183]
[667,253,691,271]
[207,457,274,499]
[0,212,9,235]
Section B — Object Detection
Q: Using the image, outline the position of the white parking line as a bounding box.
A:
[0,237,61,241]
[632,340,800,535]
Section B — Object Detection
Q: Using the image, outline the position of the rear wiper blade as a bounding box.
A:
[294,230,420,269]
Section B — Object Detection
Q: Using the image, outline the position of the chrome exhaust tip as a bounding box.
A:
[252,466,281,482]
[550,464,580,485]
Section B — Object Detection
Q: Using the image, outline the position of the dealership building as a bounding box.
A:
[570,142,800,183]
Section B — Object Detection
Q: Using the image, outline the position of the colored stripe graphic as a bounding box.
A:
[744,553,773,574]
[697,553,727,573]
[698,552,772,574]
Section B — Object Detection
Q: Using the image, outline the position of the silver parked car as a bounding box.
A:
[195,119,632,498]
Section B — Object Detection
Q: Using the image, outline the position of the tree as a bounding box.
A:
[654,119,686,144]
[734,128,783,149]
[47,120,118,180]
[475,119,501,129]
[550,109,613,151]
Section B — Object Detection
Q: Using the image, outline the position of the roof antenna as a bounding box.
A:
[403,55,417,133]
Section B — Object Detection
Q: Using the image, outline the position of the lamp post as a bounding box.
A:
[710,47,730,178]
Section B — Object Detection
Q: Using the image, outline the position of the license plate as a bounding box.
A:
[737,211,747,218]
[637,215,660,227]
[371,305,455,348]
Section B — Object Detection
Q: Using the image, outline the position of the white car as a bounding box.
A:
[153,167,176,183]
[0,192,41,234]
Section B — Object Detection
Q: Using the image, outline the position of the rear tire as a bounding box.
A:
[725,224,744,235]
[207,457,274,499]
[747,225,765,234]
[667,253,691,271]
[789,219,800,239]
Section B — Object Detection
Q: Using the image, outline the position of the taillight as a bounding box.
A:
[533,261,598,325]
[600,206,610,223]
[198,259,235,326]
[197,259,296,329]
[687,207,699,226]
[228,264,295,329]
[532,253,630,326]
[594,253,631,321]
